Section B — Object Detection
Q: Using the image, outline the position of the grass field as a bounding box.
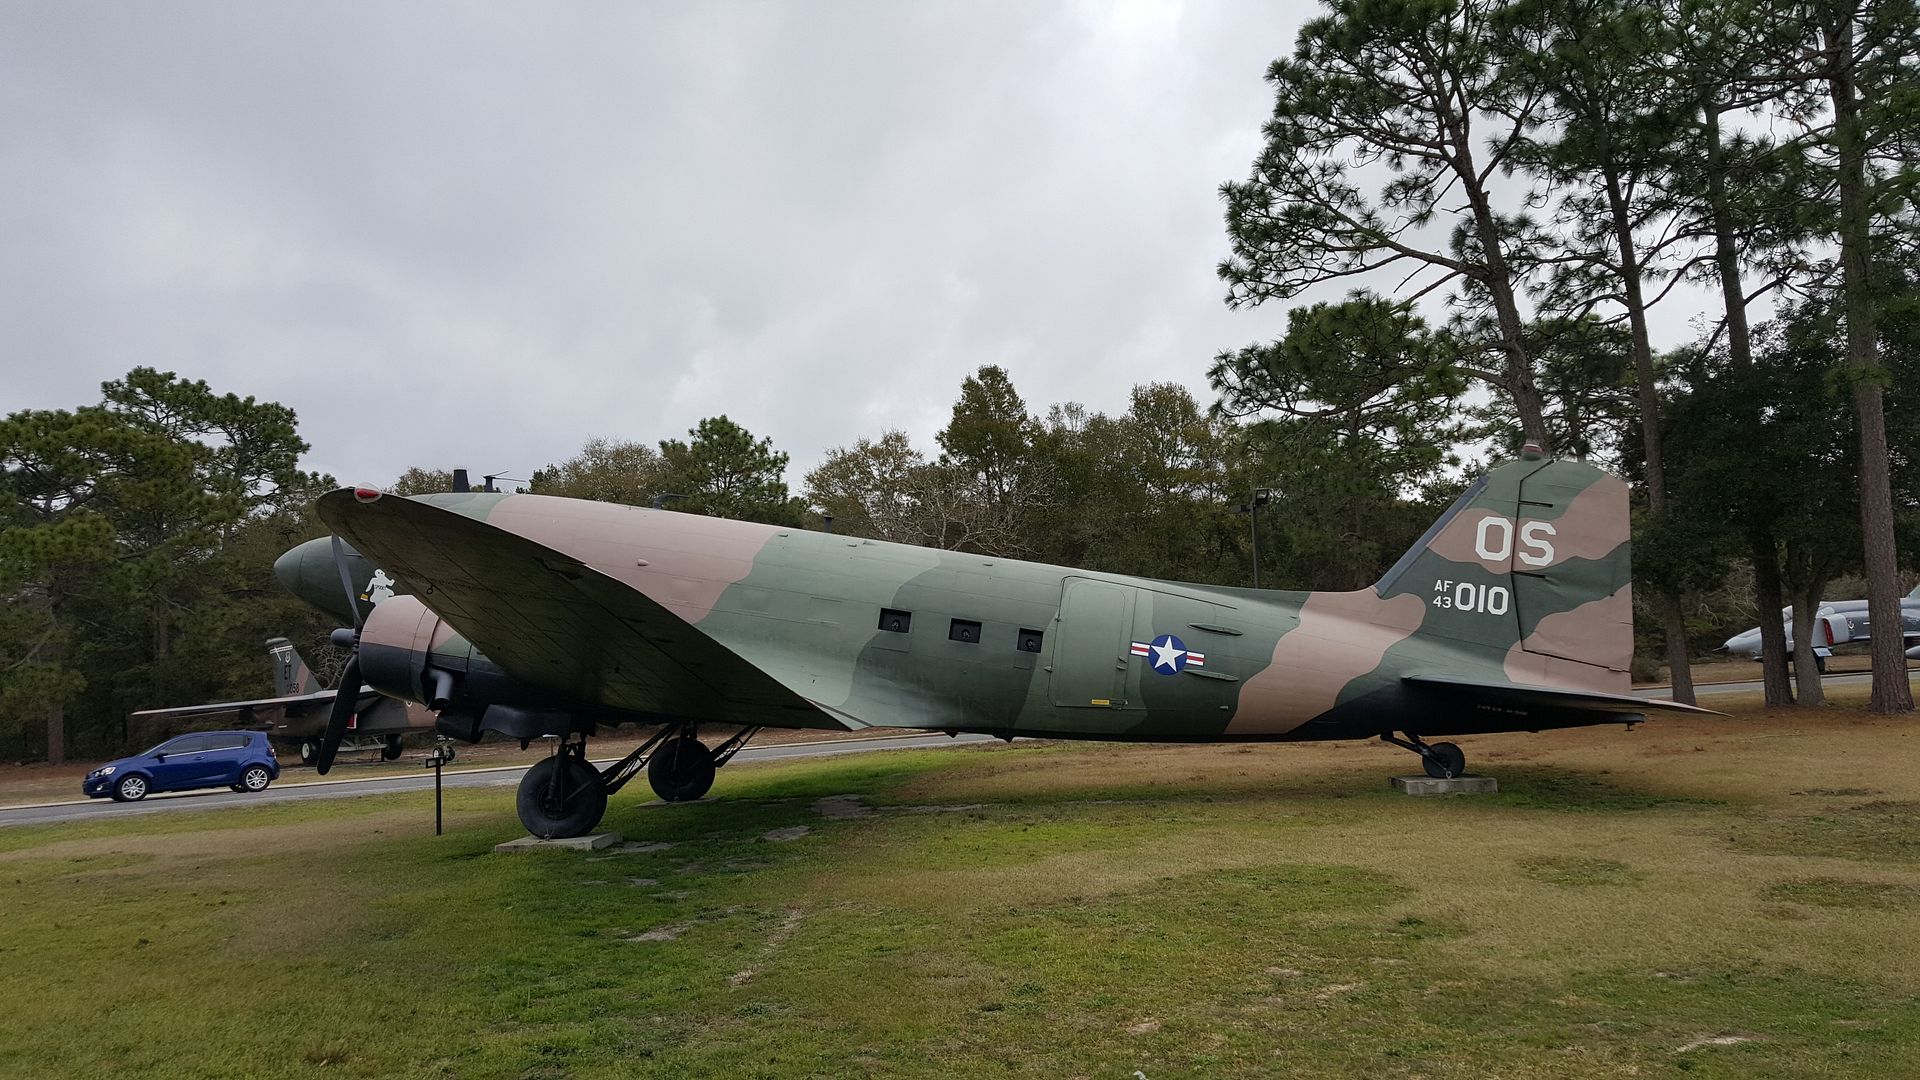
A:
[4,693,1919,1078]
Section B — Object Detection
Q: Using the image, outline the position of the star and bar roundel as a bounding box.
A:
[1130,633,1205,675]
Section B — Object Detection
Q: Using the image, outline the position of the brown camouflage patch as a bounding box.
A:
[1519,585,1633,673]
[1503,643,1631,695]
[486,495,772,623]
[1529,474,1629,569]
[1229,589,1428,735]
[1422,507,1514,574]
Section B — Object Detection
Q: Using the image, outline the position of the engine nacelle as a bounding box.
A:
[358,594,473,711]
[356,594,583,743]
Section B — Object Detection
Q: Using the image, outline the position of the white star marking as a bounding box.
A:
[1150,640,1184,671]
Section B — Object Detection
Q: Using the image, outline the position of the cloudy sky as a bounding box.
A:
[2,1,1332,488]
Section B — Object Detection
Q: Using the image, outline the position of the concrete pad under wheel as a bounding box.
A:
[495,832,624,853]
[1391,775,1498,796]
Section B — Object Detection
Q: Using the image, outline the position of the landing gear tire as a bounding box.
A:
[648,736,716,802]
[381,735,403,761]
[516,755,607,839]
[1422,742,1467,780]
[299,739,319,767]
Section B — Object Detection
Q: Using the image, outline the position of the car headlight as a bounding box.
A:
[96,766,116,777]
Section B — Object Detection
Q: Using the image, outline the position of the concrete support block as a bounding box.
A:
[495,832,624,852]
[1391,775,1498,796]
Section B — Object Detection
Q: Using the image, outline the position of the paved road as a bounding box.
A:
[8,669,1911,829]
[0,732,1000,829]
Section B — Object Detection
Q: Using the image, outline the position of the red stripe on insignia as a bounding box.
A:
[1186,656,1204,667]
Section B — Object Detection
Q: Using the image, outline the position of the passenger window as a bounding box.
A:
[949,619,981,644]
[879,609,912,633]
[165,735,208,754]
[1017,628,1044,653]
[209,735,247,752]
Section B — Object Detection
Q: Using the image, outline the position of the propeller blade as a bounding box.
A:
[314,655,360,776]
[331,534,363,631]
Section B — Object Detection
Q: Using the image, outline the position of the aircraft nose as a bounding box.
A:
[275,536,365,624]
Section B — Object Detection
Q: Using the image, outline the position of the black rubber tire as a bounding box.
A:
[239,765,273,793]
[1816,655,1828,675]
[648,737,716,803]
[516,755,608,839]
[114,774,149,802]
[381,736,403,761]
[1422,742,1467,780]
[299,740,319,767]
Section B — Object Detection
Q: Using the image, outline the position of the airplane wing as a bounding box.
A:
[130,689,342,727]
[317,492,853,731]
[1402,674,1722,727]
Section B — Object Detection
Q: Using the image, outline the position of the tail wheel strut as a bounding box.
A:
[1381,732,1468,780]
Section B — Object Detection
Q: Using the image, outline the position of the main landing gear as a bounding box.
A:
[1381,732,1468,780]
[513,723,760,839]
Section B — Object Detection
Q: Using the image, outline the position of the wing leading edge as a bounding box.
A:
[315,490,853,731]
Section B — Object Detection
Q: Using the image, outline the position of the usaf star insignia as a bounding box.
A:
[1129,633,1204,675]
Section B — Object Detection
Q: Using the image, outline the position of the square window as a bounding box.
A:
[879,608,912,633]
[949,618,981,644]
[1017,628,1044,653]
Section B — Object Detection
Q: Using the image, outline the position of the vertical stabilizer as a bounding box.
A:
[1374,455,1633,682]
[267,637,324,696]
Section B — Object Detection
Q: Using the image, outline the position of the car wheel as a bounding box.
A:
[240,765,273,793]
[114,774,149,802]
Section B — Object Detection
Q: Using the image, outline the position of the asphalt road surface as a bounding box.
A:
[0,732,1000,829]
[5,669,1912,829]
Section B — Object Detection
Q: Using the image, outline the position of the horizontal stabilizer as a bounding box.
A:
[1404,674,1721,718]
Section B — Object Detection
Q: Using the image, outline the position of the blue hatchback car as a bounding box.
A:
[83,731,280,802]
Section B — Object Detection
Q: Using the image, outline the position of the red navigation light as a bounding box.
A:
[353,487,383,503]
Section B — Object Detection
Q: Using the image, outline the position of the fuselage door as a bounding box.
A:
[1048,577,1139,708]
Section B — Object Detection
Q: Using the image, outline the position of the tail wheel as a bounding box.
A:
[1422,742,1467,780]
[516,755,607,838]
[381,735,403,761]
[299,740,319,767]
[648,736,716,802]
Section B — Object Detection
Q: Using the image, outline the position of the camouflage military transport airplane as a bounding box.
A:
[271,448,1706,838]
[130,637,437,765]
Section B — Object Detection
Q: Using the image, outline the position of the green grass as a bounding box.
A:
[3,733,1920,1078]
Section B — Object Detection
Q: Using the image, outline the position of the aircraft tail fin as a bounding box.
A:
[268,637,324,696]
[1375,453,1633,682]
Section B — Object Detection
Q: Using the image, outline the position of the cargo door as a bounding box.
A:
[1048,577,1139,708]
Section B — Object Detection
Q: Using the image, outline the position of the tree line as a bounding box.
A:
[1214,0,1918,710]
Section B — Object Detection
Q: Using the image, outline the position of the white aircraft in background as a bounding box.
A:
[1723,584,1920,672]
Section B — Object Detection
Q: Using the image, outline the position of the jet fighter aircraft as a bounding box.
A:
[130,636,434,765]
[1722,586,1920,671]
[271,447,1706,837]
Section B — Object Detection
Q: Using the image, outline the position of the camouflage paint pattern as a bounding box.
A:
[303,452,1688,746]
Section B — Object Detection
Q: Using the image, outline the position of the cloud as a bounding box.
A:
[2,1,1324,488]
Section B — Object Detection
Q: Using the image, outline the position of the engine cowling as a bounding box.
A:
[357,594,472,711]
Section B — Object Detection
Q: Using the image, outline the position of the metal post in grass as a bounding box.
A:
[424,739,452,835]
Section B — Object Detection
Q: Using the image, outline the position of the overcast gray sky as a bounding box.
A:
[2,0,1336,488]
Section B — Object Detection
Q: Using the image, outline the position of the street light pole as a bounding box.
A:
[1249,488,1272,590]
